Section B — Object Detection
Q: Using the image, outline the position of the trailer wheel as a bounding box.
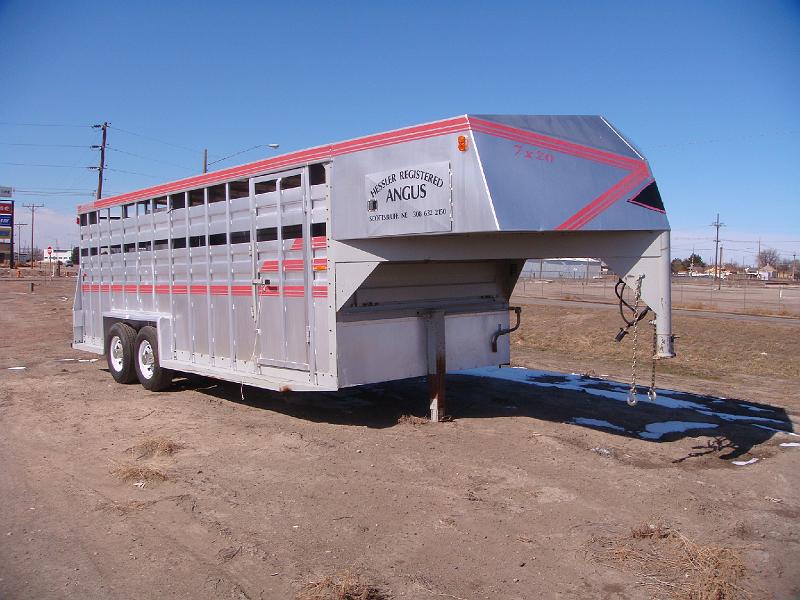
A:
[106,322,138,384]
[134,326,173,391]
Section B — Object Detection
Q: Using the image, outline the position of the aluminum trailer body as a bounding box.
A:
[73,115,674,417]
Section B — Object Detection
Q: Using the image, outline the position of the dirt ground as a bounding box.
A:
[1,278,798,599]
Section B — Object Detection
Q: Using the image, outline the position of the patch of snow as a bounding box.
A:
[570,418,626,432]
[779,442,800,448]
[696,410,785,425]
[731,458,759,466]
[7,366,26,370]
[77,358,98,363]
[638,421,718,440]
[752,425,799,437]
[741,405,772,413]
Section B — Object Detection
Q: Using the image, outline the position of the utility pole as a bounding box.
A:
[203,149,208,174]
[718,245,723,290]
[793,252,797,281]
[8,199,14,269]
[23,203,44,267]
[710,213,724,288]
[14,220,26,266]
[93,121,109,199]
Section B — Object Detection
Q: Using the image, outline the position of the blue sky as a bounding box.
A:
[1,0,798,263]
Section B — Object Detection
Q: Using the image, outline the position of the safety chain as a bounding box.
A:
[648,321,658,402]
[627,277,643,406]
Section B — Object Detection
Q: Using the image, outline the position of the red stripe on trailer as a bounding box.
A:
[557,169,652,231]
[282,285,305,297]
[82,282,330,298]
[78,118,471,213]
[260,260,279,272]
[283,259,304,271]
[468,118,642,170]
[290,236,327,251]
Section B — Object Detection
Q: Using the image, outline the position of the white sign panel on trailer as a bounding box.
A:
[364,161,451,236]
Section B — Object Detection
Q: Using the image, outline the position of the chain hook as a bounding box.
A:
[647,320,658,402]
[627,275,644,407]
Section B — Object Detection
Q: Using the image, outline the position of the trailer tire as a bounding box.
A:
[106,322,138,384]
[134,326,173,392]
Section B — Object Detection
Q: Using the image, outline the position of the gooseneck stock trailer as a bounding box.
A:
[73,115,675,420]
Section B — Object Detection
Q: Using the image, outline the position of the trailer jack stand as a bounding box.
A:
[426,310,446,422]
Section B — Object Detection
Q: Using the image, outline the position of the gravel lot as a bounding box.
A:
[1,278,798,599]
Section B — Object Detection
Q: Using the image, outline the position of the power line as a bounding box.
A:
[108,125,203,155]
[89,166,161,179]
[647,129,800,151]
[14,187,95,192]
[0,121,92,128]
[0,142,93,149]
[0,162,92,168]
[106,146,195,171]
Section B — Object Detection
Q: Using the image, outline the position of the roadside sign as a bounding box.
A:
[0,214,10,226]
[0,186,12,198]
[0,202,12,213]
[47,246,53,256]
[0,228,10,239]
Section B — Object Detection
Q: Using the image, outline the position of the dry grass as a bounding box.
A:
[510,303,800,382]
[396,414,428,426]
[112,464,167,483]
[587,522,751,600]
[296,569,388,600]
[126,437,184,459]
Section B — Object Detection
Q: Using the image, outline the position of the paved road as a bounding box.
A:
[511,295,800,325]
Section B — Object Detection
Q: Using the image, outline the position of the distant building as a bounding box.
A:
[758,264,777,281]
[520,258,602,279]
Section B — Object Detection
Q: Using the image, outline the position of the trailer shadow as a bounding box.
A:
[183,367,794,462]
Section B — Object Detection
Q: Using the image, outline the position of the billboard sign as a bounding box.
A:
[0,186,12,198]
[0,202,12,214]
[0,228,11,239]
[0,214,11,226]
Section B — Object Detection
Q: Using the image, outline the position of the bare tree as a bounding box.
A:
[757,247,779,268]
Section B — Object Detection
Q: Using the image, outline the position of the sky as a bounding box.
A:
[0,0,798,264]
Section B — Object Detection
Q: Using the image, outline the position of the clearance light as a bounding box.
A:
[457,135,468,152]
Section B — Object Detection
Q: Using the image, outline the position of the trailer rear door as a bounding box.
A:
[252,168,313,371]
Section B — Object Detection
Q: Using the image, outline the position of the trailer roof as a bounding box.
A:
[78,115,651,215]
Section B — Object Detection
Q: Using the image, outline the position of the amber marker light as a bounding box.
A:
[457,135,468,152]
